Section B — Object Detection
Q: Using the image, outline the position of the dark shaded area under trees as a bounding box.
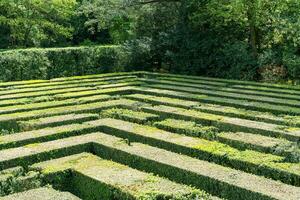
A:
[1,0,300,83]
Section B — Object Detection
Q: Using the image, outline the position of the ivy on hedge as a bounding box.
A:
[0,46,125,82]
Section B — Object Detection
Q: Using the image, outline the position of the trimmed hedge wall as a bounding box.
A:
[0,46,125,82]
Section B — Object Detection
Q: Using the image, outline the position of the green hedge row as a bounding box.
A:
[0,46,125,82]
[97,124,300,187]
[92,143,272,200]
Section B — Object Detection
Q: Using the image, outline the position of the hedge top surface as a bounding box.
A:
[0,45,119,54]
[0,187,81,200]
[32,153,214,200]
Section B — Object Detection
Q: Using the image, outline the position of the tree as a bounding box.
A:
[78,0,136,44]
[0,0,77,48]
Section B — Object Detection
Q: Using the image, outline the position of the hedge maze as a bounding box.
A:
[0,72,300,200]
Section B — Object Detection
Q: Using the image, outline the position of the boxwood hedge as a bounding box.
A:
[0,46,125,82]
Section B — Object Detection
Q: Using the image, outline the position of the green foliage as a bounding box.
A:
[274,142,300,163]
[78,0,135,44]
[0,46,124,81]
[103,0,300,82]
[101,108,159,124]
[1,72,300,198]
[209,42,258,80]
[0,129,15,136]
[282,48,300,83]
[0,167,42,197]
[122,38,153,71]
[0,0,77,48]
[1,0,300,82]
[154,119,219,140]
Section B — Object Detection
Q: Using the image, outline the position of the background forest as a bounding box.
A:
[1,0,300,83]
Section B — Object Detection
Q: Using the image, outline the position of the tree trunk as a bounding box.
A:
[247,0,258,58]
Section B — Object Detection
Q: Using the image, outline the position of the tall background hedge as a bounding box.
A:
[0,46,126,82]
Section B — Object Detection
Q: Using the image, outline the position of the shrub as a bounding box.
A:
[258,64,287,83]
[121,38,152,72]
[216,42,258,80]
[258,48,300,84]
[0,46,124,82]
[0,51,49,81]
[282,49,300,84]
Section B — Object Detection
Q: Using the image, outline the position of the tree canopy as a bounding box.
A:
[0,0,77,48]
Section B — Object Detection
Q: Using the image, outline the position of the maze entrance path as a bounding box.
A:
[0,72,299,200]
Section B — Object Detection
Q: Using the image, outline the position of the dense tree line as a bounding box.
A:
[1,0,300,82]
